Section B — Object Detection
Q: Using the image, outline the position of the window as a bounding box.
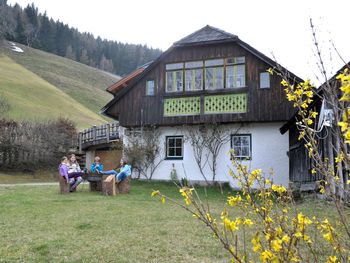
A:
[166,70,183,92]
[226,57,246,88]
[205,59,224,90]
[146,80,155,96]
[166,136,183,159]
[166,63,184,92]
[165,56,245,92]
[260,72,270,89]
[231,134,251,159]
[205,67,224,90]
[184,61,203,91]
[185,69,203,91]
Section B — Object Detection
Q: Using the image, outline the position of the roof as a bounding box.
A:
[102,25,304,117]
[174,25,237,46]
[106,62,152,94]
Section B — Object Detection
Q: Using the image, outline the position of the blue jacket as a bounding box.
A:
[119,164,132,176]
[90,163,104,173]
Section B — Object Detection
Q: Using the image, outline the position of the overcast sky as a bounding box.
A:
[8,0,350,84]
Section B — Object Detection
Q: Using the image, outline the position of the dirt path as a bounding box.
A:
[0,182,88,187]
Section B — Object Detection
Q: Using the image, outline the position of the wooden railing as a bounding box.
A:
[79,122,119,151]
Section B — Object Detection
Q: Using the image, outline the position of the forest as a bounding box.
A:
[0,0,162,76]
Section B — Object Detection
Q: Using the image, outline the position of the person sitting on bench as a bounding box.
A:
[58,156,70,183]
[100,158,131,182]
[67,154,84,192]
[90,156,104,174]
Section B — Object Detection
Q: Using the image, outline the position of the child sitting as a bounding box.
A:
[90,156,104,174]
[100,158,131,182]
[58,156,69,183]
[67,154,84,192]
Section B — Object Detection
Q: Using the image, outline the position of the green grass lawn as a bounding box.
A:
[0,181,229,263]
[0,170,57,184]
[0,181,347,262]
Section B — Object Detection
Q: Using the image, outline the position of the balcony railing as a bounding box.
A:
[79,122,119,151]
[163,93,247,116]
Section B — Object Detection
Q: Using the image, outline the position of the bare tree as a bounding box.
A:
[187,123,241,184]
[124,126,164,180]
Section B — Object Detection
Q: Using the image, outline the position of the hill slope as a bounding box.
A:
[0,41,119,116]
[0,55,108,129]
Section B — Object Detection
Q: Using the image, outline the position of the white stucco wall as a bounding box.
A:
[124,122,289,188]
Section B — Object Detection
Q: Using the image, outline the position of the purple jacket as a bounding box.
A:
[59,163,69,182]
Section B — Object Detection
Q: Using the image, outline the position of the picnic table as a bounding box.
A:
[86,174,131,194]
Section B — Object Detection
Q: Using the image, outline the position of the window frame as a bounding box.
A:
[231,134,252,160]
[225,57,246,89]
[166,70,184,93]
[165,56,246,93]
[165,136,184,160]
[145,79,156,96]
[259,72,270,89]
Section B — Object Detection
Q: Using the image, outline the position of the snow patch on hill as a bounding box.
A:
[9,42,24,53]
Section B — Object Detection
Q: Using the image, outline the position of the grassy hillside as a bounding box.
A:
[0,41,119,116]
[0,55,107,128]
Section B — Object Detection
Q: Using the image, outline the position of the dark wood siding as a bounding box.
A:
[107,42,295,127]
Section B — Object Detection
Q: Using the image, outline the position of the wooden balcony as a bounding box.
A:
[79,122,119,151]
[163,93,247,117]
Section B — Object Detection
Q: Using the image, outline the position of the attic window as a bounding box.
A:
[226,57,245,88]
[205,59,224,90]
[185,61,203,91]
[146,80,155,96]
[260,72,270,89]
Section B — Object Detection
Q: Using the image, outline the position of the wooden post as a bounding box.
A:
[78,132,82,153]
[92,125,97,145]
[106,123,110,143]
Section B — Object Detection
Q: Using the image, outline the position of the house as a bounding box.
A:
[102,25,303,187]
[280,64,348,190]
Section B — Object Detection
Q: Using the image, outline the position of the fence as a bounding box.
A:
[79,122,119,151]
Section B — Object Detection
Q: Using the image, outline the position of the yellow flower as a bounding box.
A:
[271,184,287,194]
[281,234,290,243]
[311,111,318,118]
[251,235,261,252]
[227,195,242,207]
[326,255,338,263]
[319,186,326,194]
[301,102,309,109]
[311,169,316,174]
[347,180,350,185]
[281,79,289,87]
[161,196,166,204]
[243,219,254,226]
[323,232,333,242]
[260,250,274,262]
[294,232,303,238]
[267,68,274,75]
[271,239,282,252]
[151,190,160,197]
[341,125,349,133]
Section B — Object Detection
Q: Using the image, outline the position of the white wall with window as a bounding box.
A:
[122,122,289,188]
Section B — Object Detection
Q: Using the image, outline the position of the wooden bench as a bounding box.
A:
[58,175,69,194]
[102,175,116,196]
[116,176,131,194]
[101,175,131,196]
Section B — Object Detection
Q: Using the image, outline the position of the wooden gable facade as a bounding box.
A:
[102,26,301,128]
